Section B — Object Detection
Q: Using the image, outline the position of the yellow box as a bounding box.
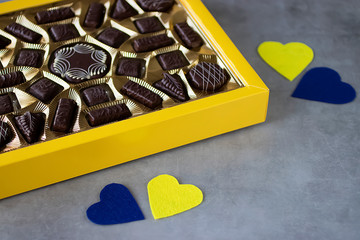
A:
[0,0,269,199]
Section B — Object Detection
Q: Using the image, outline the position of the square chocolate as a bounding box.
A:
[27,78,64,103]
[14,49,45,68]
[0,35,11,49]
[81,85,111,107]
[134,17,165,34]
[156,50,189,70]
[0,94,14,115]
[116,58,146,78]
[0,71,26,88]
[48,24,80,42]
[96,28,130,48]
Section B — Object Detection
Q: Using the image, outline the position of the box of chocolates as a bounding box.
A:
[0,0,269,199]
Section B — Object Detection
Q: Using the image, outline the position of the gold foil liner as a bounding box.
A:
[0,0,244,154]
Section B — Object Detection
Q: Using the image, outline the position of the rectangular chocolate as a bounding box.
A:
[83,3,106,29]
[0,35,11,49]
[27,78,64,103]
[134,17,165,34]
[0,94,14,115]
[48,24,80,42]
[5,23,42,43]
[96,28,129,48]
[133,34,174,53]
[120,81,162,109]
[0,71,26,88]
[116,58,146,78]
[14,49,45,68]
[35,7,75,24]
[86,103,132,127]
[156,50,189,70]
[174,22,203,49]
[81,85,111,107]
[51,98,78,133]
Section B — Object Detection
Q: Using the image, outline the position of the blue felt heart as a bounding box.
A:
[292,67,356,104]
[86,184,145,225]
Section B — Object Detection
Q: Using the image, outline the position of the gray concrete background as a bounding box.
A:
[1,0,360,239]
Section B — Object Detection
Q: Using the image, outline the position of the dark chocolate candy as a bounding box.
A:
[51,98,77,133]
[134,17,165,34]
[0,35,11,49]
[0,94,14,115]
[156,50,189,70]
[35,7,75,24]
[133,34,174,53]
[175,22,203,49]
[111,0,138,21]
[116,58,146,78]
[14,111,45,143]
[5,23,42,43]
[81,85,111,107]
[49,43,111,83]
[121,81,162,109]
[48,24,80,42]
[137,0,174,12]
[0,121,13,148]
[14,49,44,68]
[187,62,230,92]
[83,3,106,28]
[96,28,129,48]
[27,78,64,103]
[153,73,189,102]
[0,71,26,88]
[86,103,132,127]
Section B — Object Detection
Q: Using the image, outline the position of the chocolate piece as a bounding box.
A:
[49,43,111,83]
[27,78,64,103]
[14,111,45,143]
[0,71,26,88]
[133,34,174,53]
[134,17,165,34]
[5,23,42,43]
[35,7,75,24]
[116,58,146,78]
[153,73,189,102]
[14,49,44,68]
[83,3,106,28]
[187,62,230,92]
[111,0,138,21]
[81,85,111,107]
[121,81,162,109]
[156,50,189,70]
[0,94,14,115]
[48,24,80,42]
[0,121,13,148]
[51,98,77,133]
[0,35,11,49]
[175,22,203,49]
[96,28,129,48]
[137,0,174,12]
[86,103,132,127]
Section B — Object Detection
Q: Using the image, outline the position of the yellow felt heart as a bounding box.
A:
[148,174,203,219]
[258,41,314,81]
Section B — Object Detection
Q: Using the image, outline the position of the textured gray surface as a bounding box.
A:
[1,0,360,239]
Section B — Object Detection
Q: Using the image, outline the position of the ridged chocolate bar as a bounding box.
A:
[83,3,106,28]
[86,103,132,127]
[51,98,77,133]
[133,34,174,52]
[0,94,14,115]
[175,22,203,49]
[35,7,75,24]
[5,23,42,43]
[0,71,26,88]
[121,81,162,109]
[153,73,189,102]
